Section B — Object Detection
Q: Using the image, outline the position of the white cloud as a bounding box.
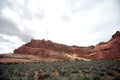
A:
[16,0,24,5]
[2,7,20,24]
[0,0,120,53]
[0,34,24,53]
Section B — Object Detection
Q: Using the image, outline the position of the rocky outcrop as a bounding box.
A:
[14,40,87,60]
[14,39,69,54]
[1,31,119,63]
[88,31,120,60]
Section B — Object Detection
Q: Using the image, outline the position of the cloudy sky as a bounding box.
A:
[0,0,120,53]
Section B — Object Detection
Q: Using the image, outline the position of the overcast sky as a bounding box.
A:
[0,0,120,53]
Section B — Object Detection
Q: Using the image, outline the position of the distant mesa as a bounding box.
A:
[14,31,120,60]
[0,31,120,63]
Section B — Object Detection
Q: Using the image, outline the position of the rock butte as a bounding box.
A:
[0,31,120,63]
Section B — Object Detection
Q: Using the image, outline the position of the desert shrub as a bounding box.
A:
[28,71,34,80]
[105,70,114,76]
[69,74,84,80]
[0,60,120,80]
[38,72,50,79]
[91,71,101,80]
[92,76,100,80]
[59,69,71,76]
[100,77,112,80]
[81,69,90,74]
[100,68,107,72]
[112,68,120,73]
[99,72,105,76]
[84,77,91,80]
[0,69,12,80]
[50,76,69,80]
[59,70,66,76]
[0,77,10,80]
[0,69,3,75]
[71,70,79,74]
[63,71,71,77]
[113,76,120,80]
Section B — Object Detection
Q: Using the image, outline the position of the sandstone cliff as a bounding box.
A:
[88,31,120,60]
[0,31,120,63]
[14,31,120,60]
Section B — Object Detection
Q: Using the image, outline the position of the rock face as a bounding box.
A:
[13,31,120,60]
[88,31,120,60]
[14,39,93,60]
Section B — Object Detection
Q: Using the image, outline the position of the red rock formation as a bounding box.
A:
[14,39,93,61]
[12,31,120,60]
[88,31,120,60]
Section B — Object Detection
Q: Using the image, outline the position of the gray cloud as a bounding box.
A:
[66,0,117,13]
[0,0,45,42]
[0,15,20,35]
[0,15,34,42]
[0,35,10,43]
[34,9,45,20]
[0,0,44,20]
[1,0,33,20]
[61,15,70,22]
[19,27,34,42]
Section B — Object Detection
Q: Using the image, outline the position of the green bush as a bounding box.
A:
[38,72,50,79]
[0,60,120,80]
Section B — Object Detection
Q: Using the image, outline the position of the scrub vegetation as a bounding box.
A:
[0,60,120,80]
